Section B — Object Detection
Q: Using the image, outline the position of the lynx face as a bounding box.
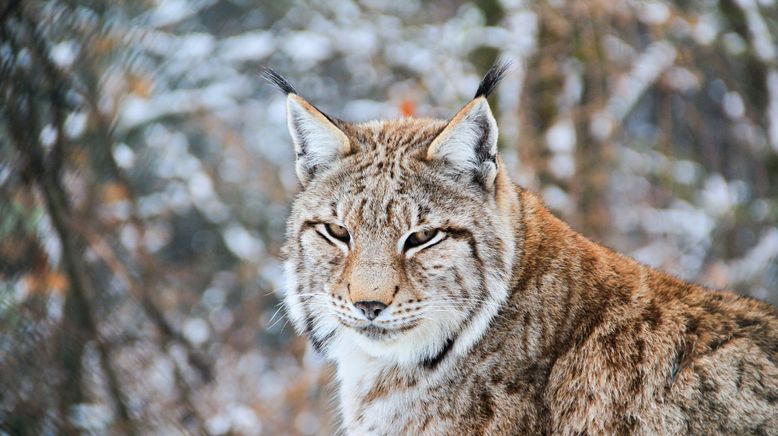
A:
[273,66,516,366]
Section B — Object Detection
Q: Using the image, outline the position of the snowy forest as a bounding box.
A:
[1,0,777,434]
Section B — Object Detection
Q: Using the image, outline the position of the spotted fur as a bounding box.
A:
[277,66,778,435]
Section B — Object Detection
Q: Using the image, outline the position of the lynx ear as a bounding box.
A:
[426,61,510,190]
[426,97,499,189]
[286,95,350,184]
[260,67,350,185]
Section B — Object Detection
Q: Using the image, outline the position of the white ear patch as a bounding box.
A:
[287,94,350,184]
[426,97,499,188]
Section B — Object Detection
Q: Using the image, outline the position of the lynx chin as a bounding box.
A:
[267,63,778,435]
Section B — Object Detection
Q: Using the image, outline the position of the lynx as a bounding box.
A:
[267,64,778,435]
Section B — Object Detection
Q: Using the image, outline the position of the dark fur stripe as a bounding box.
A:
[304,315,334,354]
[422,336,455,370]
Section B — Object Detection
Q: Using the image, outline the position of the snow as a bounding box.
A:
[148,0,208,28]
[282,31,333,66]
[118,80,251,131]
[735,0,777,62]
[722,32,748,55]
[182,317,209,345]
[608,41,677,120]
[723,91,745,119]
[222,224,264,260]
[546,118,576,153]
[671,160,700,185]
[39,124,57,147]
[294,410,320,435]
[664,67,700,93]
[219,32,275,63]
[70,403,113,431]
[768,69,778,151]
[692,14,719,45]
[638,1,671,25]
[171,33,215,61]
[549,154,576,179]
[64,112,88,139]
[49,40,78,68]
[542,185,572,214]
[112,143,136,169]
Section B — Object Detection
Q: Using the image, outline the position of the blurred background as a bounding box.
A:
[1,0,777,434]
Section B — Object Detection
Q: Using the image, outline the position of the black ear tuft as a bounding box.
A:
[473,60,513,99]
[259,66,298,95]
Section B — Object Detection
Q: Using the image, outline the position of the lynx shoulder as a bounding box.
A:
[268,64,778,435]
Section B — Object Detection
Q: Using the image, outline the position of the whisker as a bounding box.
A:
[266,302,287,327]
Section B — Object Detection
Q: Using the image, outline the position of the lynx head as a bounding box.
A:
[271,63,519,367]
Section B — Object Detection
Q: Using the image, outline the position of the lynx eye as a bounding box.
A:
[323,223,350,243]
[404,229,439,250]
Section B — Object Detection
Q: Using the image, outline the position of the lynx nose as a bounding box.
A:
[354,301,387,321]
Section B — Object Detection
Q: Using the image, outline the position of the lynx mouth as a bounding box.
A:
[338,319,419,340]
[355,321,419,340]
[357,325,392,339]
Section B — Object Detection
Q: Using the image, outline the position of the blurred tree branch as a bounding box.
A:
[3,60,137,436]
[1,1,210,432]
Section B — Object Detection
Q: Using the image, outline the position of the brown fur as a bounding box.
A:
[279,79,778,434]
[461,187,778,434]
